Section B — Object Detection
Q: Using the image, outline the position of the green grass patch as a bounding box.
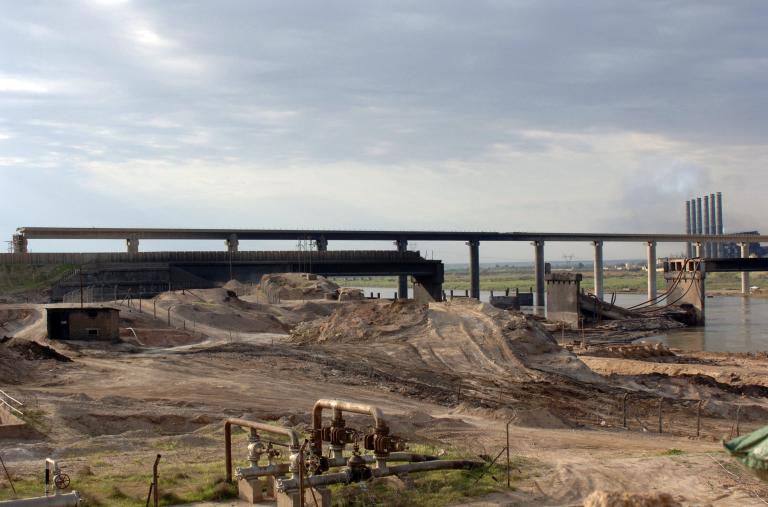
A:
[0,263,76,295]
[333,268,768,293]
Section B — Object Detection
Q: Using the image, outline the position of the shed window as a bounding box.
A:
[86,329,99,336]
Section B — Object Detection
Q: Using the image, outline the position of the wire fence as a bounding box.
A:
[566,392,759,440]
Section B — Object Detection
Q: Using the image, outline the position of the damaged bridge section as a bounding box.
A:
[0,251,444,303]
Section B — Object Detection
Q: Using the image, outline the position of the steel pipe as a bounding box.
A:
[311,399,388,458]
[237,452,439,481]
[0,493,80,507]
[312,399,386,433]
[224,418,300,483]
[279,459,479,491]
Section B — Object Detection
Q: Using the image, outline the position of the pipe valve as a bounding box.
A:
[364,430,406,456]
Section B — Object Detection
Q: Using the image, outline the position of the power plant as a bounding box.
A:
[686,192,724,258]
[685,193,766,259]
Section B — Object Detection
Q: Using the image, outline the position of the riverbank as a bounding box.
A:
[333,268,765,293]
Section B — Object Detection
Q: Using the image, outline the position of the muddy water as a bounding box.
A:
[351,287,768,353]
[637,296,768,353]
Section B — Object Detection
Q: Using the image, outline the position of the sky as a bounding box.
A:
[1,0,766,262]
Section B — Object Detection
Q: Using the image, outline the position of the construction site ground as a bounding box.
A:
[2,282,768,506]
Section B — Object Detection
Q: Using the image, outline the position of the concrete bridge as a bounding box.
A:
[6,250,444,303]
[12,227,768,303]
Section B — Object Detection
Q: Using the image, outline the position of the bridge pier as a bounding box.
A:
[664,259,706,325]
[695,241,703,258]
[467,240,480,299]
[126,236,139,254]
[646,240,657,301]
[533,240,545,306]
[741,242,750,295]
[11,234,27,253]
[226,234,239,253]
[593,240,603,301]
[315,237,328,252]
[395,239,408,299]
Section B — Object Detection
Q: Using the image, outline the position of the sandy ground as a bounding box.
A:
[2,285,768,506]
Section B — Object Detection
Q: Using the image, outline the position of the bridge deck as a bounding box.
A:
[15,227,768,243]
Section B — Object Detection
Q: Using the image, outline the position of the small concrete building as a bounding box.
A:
[46,307,120,341]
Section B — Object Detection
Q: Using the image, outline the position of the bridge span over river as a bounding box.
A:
[10,227,768,305]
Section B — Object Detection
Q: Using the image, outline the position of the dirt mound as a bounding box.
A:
[222,279,246,291]
[291,300,428,343]
[62,412,211,437]
[583,343,676,361]
[152,287,334,337]
[292,299,599,383]
[259,273,339,300]
[338,287,364,301]
[584,490,682,507]
[8,338,72,362]
[0,308,37,336]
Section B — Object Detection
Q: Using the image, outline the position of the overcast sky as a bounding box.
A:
[1,0,766,262]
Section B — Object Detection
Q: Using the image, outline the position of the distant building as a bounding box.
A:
[46,307,120,341]
[721,231,767,258]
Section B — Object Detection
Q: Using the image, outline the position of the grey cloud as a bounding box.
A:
[1,0,767,259]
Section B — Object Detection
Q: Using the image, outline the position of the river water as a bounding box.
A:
[351,287,768,353]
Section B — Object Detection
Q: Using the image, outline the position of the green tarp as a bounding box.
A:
[724,426,768,480]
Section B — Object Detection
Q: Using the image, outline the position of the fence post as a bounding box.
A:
[696,400,702,437]
[506,421,511,489]
[622,393,628,429]
[658,397,663,434]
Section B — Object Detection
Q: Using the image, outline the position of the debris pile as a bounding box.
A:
[581,343,676,361]
[258,273,340,300]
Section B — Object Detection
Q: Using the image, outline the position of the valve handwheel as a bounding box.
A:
[54,473,70,490]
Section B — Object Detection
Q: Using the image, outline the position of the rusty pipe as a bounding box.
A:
[311,399,386,455]
[313,399,386,432]
[278,459,480,490]
[237,452,439,481]
[224,418,300,483]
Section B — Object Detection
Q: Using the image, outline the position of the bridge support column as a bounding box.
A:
[315,237,328,252]
[533,241,545,306]
[395,239,408,299]
[695,242,703,258]
[11,234,27,253]
[741,242,750,295]
[646,241,657,301]
[593,240,604,301]
[467,240,480,299]
[226,234,239,253]
[126,236,139,254]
